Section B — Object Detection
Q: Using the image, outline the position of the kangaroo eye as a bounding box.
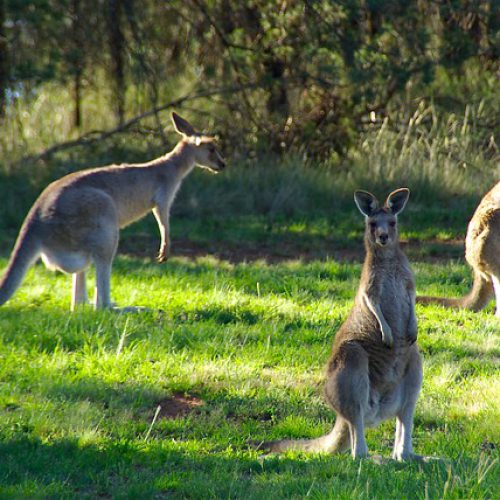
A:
[370,222,377,229]
[389,221,396,227]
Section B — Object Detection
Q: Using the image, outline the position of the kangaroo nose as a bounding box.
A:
[379,233,388,244]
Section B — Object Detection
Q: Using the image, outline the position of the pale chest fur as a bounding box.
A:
[378,264,412,338]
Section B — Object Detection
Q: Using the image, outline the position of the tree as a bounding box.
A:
[107,0,126,126]
[70,0,84,128]
[1,0,497,158]
[0,0,7,116]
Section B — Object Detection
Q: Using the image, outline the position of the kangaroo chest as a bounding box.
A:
[379,270,410,335]
[115,194,155,228]
[104,172,158,228]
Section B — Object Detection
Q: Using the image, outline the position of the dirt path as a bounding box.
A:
[119,235,465,264]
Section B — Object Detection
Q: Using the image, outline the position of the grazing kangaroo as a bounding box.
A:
[0,112,226,311]
[418,181,500,317]
[258,189,424,461]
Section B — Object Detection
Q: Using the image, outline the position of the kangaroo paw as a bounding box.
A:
[382,328,394,348]
[156,251,169,263]
[393,453,444,464]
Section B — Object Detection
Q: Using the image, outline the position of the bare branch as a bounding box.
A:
[16,83,266,165]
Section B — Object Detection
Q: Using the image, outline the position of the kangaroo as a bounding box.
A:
[418,181,500,317]
[258,189,423,461]
[0,112,226,311]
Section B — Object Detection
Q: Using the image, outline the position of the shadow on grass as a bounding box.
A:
[1,346,497,496]
[35,369,495,450]
[0,422,492,498]
[0,435,410,496]
[420,339,500,361]
[0,436,201,496]
[36,368,322,422]
[42,375,162,410]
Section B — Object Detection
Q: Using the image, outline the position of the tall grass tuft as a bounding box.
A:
[348,101,498,198]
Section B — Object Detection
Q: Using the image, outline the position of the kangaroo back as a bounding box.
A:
[0,217,41,306]
[417,181,499,312]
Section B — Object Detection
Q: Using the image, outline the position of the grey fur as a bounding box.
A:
[418,181,500,316]
[0,112,226,310]
[259,188,423,460]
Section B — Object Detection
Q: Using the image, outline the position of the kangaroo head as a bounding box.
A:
[171,112,226,173]
[354,188,410,248]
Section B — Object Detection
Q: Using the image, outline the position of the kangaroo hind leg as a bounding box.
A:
[92,229,150,313]
[348,413,369,459]
[325,342,370,459]
[71,271,88,311]
[392,349,423,461]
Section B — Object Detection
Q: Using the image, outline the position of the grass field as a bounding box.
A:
[0,169,499,498]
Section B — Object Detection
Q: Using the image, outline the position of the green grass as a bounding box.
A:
[0,106,499,496]
[0,244,498,497]
[1,44,499,497]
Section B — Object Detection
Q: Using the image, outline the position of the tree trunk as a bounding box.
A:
[108,0,125,126]
[71,0,83,128]
[0,0,8,117]
[73,69,82,128]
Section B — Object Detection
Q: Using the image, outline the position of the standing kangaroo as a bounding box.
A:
[418,181,500,317]
[0,112,226,311]
[259,189,423,461]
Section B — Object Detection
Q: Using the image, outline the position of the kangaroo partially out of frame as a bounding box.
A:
[0,112,226,311]
[418,181,500,317]
[258,189,423,461]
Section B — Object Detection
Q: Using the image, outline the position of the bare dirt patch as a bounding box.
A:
[155,392,205,419]
[120,235,465,264]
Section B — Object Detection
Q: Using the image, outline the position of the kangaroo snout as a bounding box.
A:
[209,158,226,173]
[378,233,389,245]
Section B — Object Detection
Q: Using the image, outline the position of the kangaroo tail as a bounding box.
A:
[0,219,41,306]
[254,417,349,454]
[417,295,463,307]
[417,270,493,312]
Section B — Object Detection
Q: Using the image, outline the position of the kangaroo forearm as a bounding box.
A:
[363,293,384,327]
[363,292,393,346]
[153,205,171,262]
[156,228,170,262]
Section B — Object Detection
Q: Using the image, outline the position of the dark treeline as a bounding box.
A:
[0,0,498,158]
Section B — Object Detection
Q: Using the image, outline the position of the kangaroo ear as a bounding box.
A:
[354,190,379,217]
[386,188,410,215]
[171,112,196,137]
